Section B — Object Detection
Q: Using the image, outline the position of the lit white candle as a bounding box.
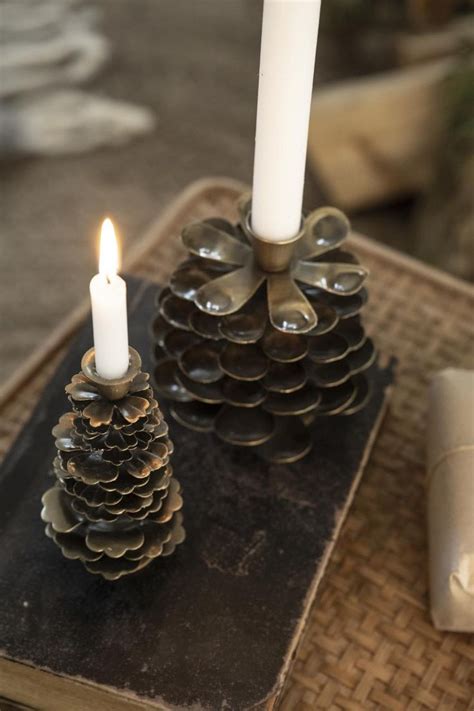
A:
[252,0,321,241]
[89,219,129,380]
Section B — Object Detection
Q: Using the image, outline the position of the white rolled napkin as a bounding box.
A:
[427,368,474,631]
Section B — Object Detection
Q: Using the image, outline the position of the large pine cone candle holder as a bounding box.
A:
[151,194,376,464]
[41,347,185,581]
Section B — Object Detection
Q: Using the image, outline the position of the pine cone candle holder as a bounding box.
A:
[151,194,376,464]
[41,347,185,581]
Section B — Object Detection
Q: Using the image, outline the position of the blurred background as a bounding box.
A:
[1,0,473,381]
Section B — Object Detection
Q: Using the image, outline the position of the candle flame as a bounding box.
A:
[99,218,120,279]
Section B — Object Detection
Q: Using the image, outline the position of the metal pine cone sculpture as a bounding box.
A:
[41,348,185,581]
[151,194,376,463]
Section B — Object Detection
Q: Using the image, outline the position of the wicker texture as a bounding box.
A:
[1,180,473,709]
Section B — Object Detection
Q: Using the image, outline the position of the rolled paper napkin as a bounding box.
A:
[427,368,474,631]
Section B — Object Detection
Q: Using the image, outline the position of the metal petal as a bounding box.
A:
[335,318,367,351]
[41,487,81,533]
[341,375,372,415]
[308,361,352,388]
[263,383,321,416]
[46,525,103,562]
[164,329,201,358]
[182,221,251,265]
[327,289,368,320]
[221,378,266,407]
[177,372,225,404]
[307,333,350,364]
[82,400,115,427]
[116,396,150,423]
[65,377,101,402]
[152,479,183,524]
[255,417,312,464]
[261,329,308,363]
[100,468,164,496]
[189,310,222,340]
[71,497,118,523]
[121,488,168,521]
[126,442,169,479]
[305,303,339,336]
[72,480,122,507]
[160,292,198,330]
[151,314,173,347]
[319,249,359,264]
[85,555,151,580]
[297,207,350,260]
[170,263,213,301]
[86,527,145,558]
[346,339,377,374]
[316,380,357,415]
[262,362,307,393]
[153,344,167,364]
[179,342,224,384]
[131,466,172,497]
[171,401,220,432]
[267,273,317,334]
[153,358,192,402]
[124,522,173,561]
[195,262,265,317]
[67,452,119,485]
[160,512,186,556]
[151,418,169,439]
[74,417,107,438]
[294,260,368,296]
[215,405,275,446]
[105,492,154,516]
[219,295,267,344]
[128,372,150,393]
[219,342,268,381]
[52,413,83,452]
[205,217,238,236]
[103,428,136,450]
[101,446,133,465]
[53,456,69,480]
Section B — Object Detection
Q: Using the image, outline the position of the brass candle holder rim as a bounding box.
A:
[243,212,304,273]
[81,346,142,401]
[241,210,305,247]
[238,193,304,273]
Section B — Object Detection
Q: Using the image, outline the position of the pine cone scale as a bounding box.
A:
[152,201,375,462]
[42,354,184,579]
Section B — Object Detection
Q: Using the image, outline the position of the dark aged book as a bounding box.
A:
[0,277,394,711]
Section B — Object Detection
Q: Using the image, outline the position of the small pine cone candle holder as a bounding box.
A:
[41,347,185,581]
[151,194,376,464]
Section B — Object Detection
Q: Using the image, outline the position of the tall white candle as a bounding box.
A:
[89,219,129,380]
[252,0,321,241]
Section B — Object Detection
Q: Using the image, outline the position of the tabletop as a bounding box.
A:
[1,178,473,710]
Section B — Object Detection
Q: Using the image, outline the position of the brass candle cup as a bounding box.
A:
[81,346,141,401]
[243,212,304,273]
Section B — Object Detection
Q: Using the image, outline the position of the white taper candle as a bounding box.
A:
[252,0,321,242]
[89,219,129,380]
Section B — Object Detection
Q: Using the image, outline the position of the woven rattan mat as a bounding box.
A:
[1,178,473,710]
